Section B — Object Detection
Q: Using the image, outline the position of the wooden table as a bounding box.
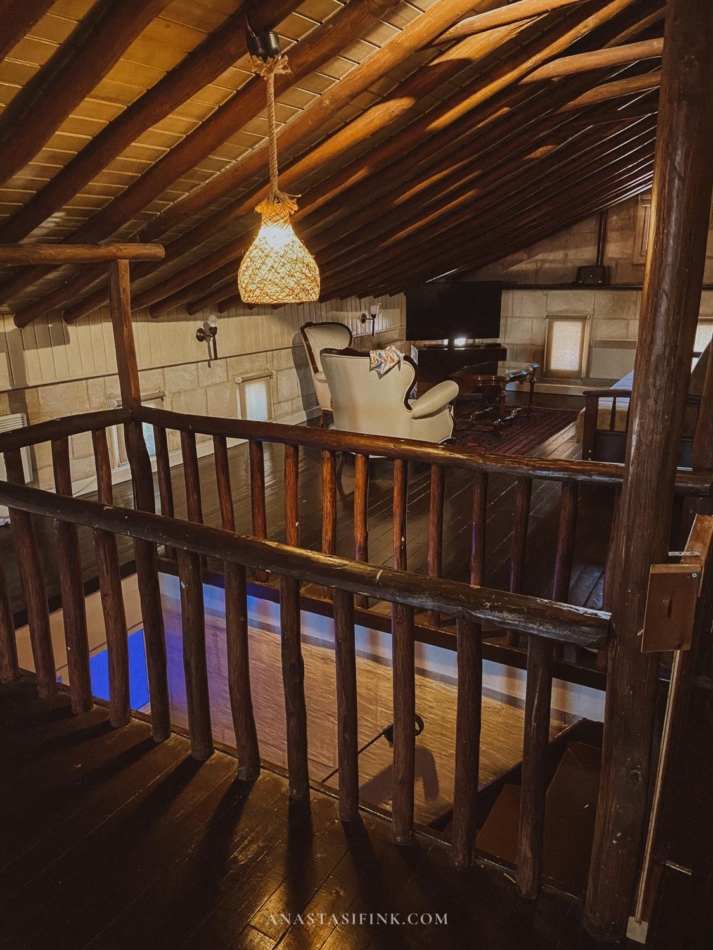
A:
[451,362,539,427]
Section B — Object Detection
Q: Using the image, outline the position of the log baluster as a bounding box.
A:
[321,449,337,599]
[517,480,578,899]
[225,561,260,780]
[154,424,176,559]
[353,452,369,609]
[284,444,300,547]
[180,429,204,524]
[391,601,415,844]
[3,448,56,698]
[393,459,408,571]
[599,485,621,670]
[249,440,268,582]
[0,553,18,684]
[213,435,234,530]
[91,428,131,727]
[426,464,445,626]
[507,476,532,646]
[451,616,483,868]
[177,549,214,760]
[51,437,92,714]
[214,434,260,780]
[333,587,358,821]
[452,472,488,867]
[280,574,309,799]
[470,472,488,587]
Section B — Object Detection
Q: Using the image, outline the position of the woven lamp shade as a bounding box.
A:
[238,198,320,305]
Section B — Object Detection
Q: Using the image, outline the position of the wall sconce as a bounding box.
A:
[360,302,381,335]
[196,314,218,360]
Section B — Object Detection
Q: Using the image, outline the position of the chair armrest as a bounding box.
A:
[410,380,459,419]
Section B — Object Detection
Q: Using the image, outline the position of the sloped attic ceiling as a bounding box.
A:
[0,0,662,325]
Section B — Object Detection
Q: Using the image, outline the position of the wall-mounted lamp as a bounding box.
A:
[196,314,218,360]
[360,302,381,335]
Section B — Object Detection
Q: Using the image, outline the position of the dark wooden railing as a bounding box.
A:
[0,406,711,892]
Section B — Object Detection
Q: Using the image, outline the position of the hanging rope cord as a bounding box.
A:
[250,55,297,212]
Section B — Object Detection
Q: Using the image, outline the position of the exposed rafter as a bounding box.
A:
[0,0,174,187]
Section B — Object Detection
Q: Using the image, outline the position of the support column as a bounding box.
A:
[585,0,713,941]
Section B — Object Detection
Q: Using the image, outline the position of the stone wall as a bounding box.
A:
[471,195,713,379]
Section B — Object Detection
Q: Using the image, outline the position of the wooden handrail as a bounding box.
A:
[133,406,713,496]
[0,479,610,647]
[0,408,130,452]
[0,244,164,264]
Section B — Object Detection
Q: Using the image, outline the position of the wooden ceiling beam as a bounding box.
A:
[520,36,663,82]
[431,0,588,45]
[4,0,401,315]
[0,0,301,247]
[284,1,663,232]
[140,0,520,245]
[354,168,654,297]
[322,139,655,293]
[559,69,662,109]
[0,0,173,188]
[0,244,164,265]
[42,16,548,323]
[0,0,55,61]
[117,0,644,316]
[331,146,655,294]
[318,120,656,278]
[10,0,646,326]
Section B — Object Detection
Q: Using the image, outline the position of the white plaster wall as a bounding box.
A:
[471,195,713,377]
[0,293,406,491]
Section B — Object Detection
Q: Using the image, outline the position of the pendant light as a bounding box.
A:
[237,15,320,305]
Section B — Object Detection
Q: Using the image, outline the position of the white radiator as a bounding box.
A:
[588,340,636,380]
[0,414,32,520]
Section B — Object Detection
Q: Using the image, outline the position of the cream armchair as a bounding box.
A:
[321,349,459,443]
[300,321,353,425]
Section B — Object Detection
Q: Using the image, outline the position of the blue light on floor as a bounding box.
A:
[89,628,150,711]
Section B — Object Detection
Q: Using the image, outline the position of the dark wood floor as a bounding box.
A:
[0,394,614,621]
[3,674,711,950]
[0,673,678,950]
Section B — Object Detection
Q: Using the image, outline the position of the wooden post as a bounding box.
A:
[214,434,260,780]
[51,437,93,714]
[108,258,171,742]
[284,444,300,547]
[507,477,532,646]
[249,440,268,582]
[426,464,445,626]
[177,549,214,761]
[451,616,482,868]
[3,448,56,698]
[333,587,359,821]
[517,481,577,898]
[586,1,713,939]
[92,428,131,727]
[353,452,369,608]
[279,574,309,800]
[391,601,415,845]
[0,553,19,684]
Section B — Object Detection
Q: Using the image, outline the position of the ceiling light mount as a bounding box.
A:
[245,6,282,61]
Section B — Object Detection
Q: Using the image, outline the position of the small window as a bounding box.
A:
[694,321,713,357]
[633,193,652,264]
[235,371,273,422]
[545,316,588,379]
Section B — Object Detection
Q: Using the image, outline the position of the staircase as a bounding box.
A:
[476,739,602,896]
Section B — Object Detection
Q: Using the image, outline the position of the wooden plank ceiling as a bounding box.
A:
[0,0,663,325]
